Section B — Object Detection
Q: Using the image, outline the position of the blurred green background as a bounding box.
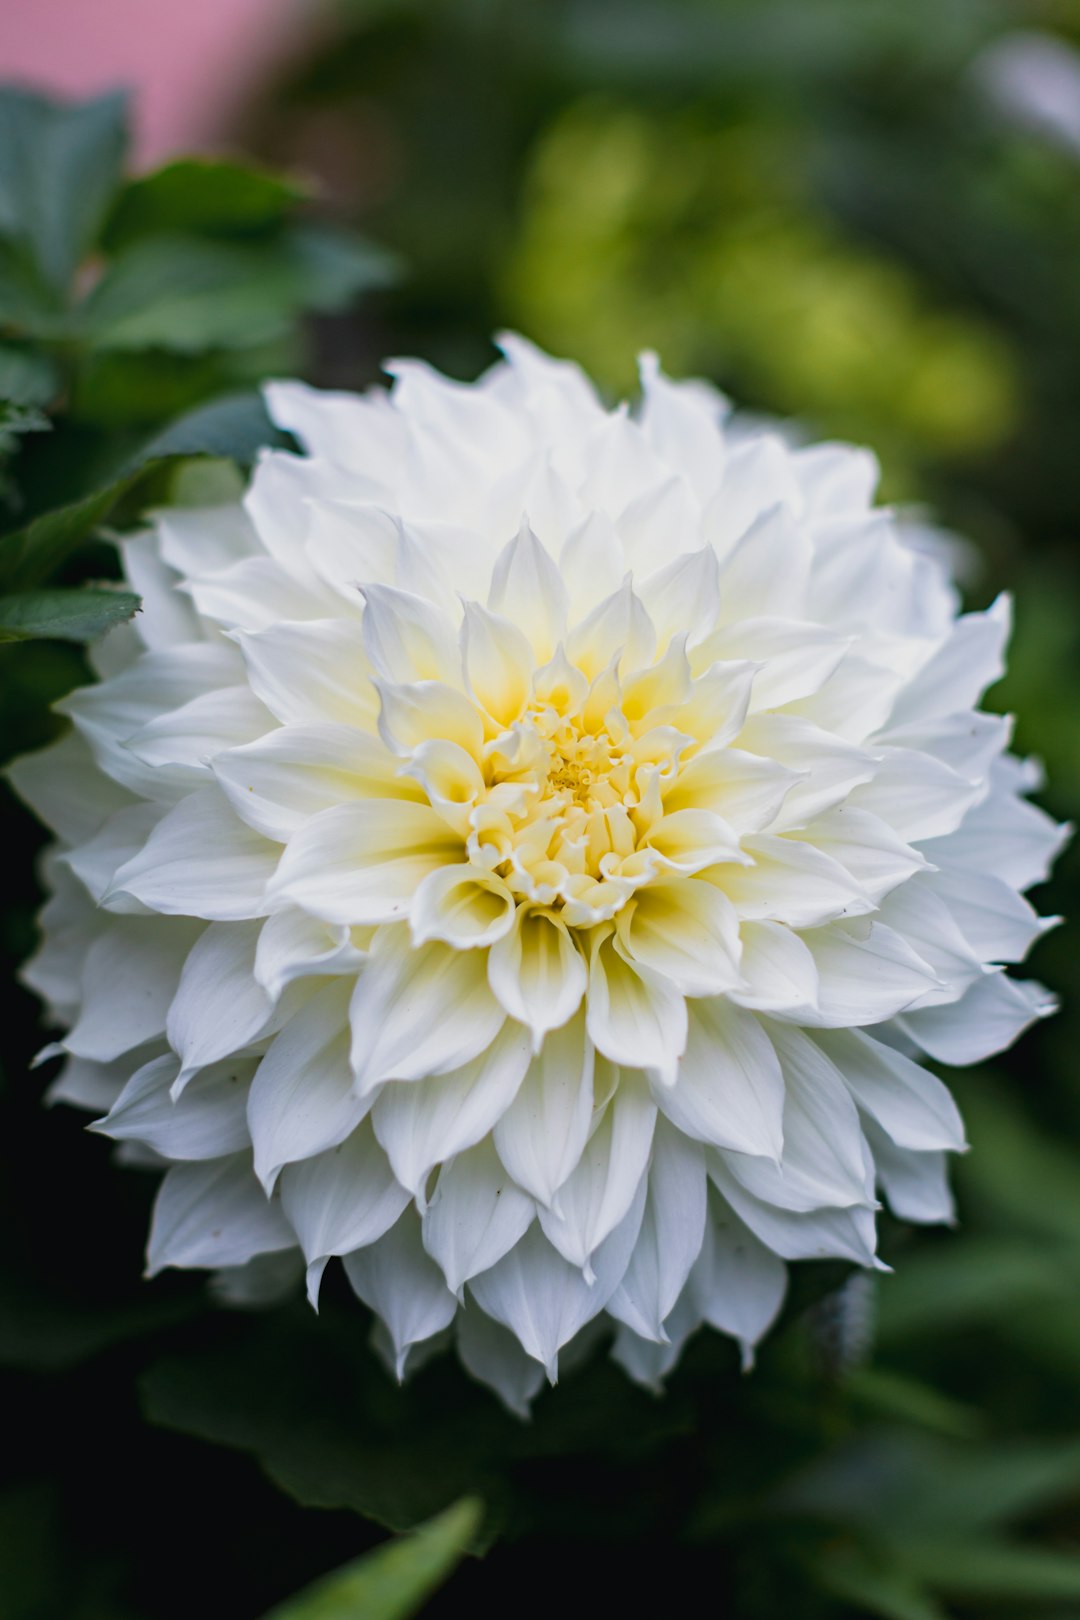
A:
[4,2,1080,1616]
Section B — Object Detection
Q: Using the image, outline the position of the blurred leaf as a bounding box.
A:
[0,86,127,293]
[0,587,139,643]
[0,237,60,329]
[82,227,398,354]
[140,1311,511,1540]
[809,1543,948,1620]
[0,346,59,409]
[780,1430,1080,1539]
[875,1238,1074,1344]
[952,1073,1080,1249]
[0,1265,197,1372]
[901,1538,1080,1600]
[0,391,282,587]
[845,1367,983,1440]
[104,157,309,249]
[128,390,286,470]
[260,1499,480,1620]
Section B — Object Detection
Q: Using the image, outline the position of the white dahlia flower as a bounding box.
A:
[10,336,1064,1413]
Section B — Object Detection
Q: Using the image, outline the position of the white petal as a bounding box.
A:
[350,927,506,1090]
[923,768,1067,891]
[279,1120,409,1298]
[126,686,271,778]
[342,1208,457,1378]
[799,807,927,903]
[849,749,979,843]
[268,801,463,926]
[638,351,727,500]
[737,715,876,828]
[237,619,377,728]
[411,864,516,949]
[469,1188,646,1380]
[606,1119,707,1341]
[488,906,587,1044]
[461,600,535,727]
[456,1303,545,1416]
[816,1028,966,1152]
[702,434,800,557]
[901,970,1054,1065]
[707,1151,879,1267]
[248,981,367,1189]
[934,867,1050,964]
[729,921,819,1017]
[799,920,940,1027]
[487,519,568,664]
[493,1012,594,1206]
[866,1125,955,1224]
[716,503,811,624]
[657,997,784,1157]
[539,1072,656,1276]
[888,595,1011,725]
[190,554,340,632]
[253,909,367,1001]
[558,512,624,619]
[372,1022,533,1200]
[121,531,203,648]
[360,582,460,685]
[109,787,277,921]
[616,877,742,997]
[6,726,133,845]
[45,1052,134,1112]
[586,930,688,1086]
[216,723,419,842]
[708,619,848,712]
[95,1052,252,1159]
[63,802,167,906]
[793,440,879,516]
[64,917,202,1061]
[166,920,274,1085]
[611,1297,700,1390]
[376,677,485,759]
[737,1021,873,1211]
[423,1139,536,1296]
[156,494,256,577]
[565,577,656,681]
[689,1190,787,1367]
[147,1153,293,1275]
[661,747,797,836]
[637,545,720,650]
[716,834,871,930]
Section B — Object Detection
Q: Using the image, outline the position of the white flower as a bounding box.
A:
[10,336,1064,1412]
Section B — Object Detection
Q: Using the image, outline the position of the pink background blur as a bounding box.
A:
[0,0,305,163]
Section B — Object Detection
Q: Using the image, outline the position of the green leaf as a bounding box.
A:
[127,390,287,470]
[103,157,309,249]
[0,345,60,408]
[0,1265,197,1371]
[140,1310,513,1540]
[810,1543,948,1620]
[952,1073,1080,1250]
[875,1237,1074,1344]
[780,1431,1080,1540]
[845,1367,983,1440]
[901,1538,1080,1600]
[0,390,282,587]
[0,87,128,293]
[0,587,139,643]
[260,1499,481,1620]
[81,226,398,354]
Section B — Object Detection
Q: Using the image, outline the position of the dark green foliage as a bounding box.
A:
[0,82,396,636]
